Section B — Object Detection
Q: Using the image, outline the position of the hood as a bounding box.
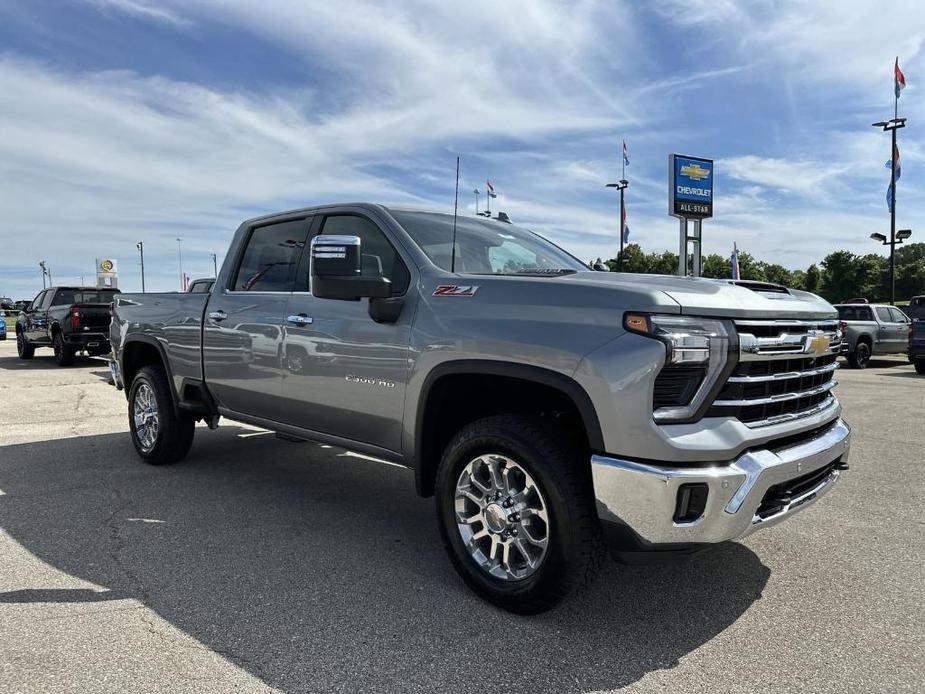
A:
[561,272,836,320]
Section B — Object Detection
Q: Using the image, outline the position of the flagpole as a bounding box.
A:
[474,189,480,216]
[889,121,897,305]
[619,186,625,272]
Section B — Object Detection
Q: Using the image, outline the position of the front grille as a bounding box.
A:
[707,320,842,427]
[755,462,837,519]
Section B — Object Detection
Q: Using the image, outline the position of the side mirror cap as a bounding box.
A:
[311,234,391,300]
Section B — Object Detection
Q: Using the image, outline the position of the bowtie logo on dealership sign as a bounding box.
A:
[679,163,711,181]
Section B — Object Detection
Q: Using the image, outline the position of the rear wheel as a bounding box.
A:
[848,341,871,369]
[915,359,925,375]
[16,331,34,359]
[435,414,603,614]
[52,332,75,366]
[128,365,195,465]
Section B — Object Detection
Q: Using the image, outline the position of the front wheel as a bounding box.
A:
[128,365,195,465]
[847,342,871,369]
[16,332,35,359]
[435,414,603,614]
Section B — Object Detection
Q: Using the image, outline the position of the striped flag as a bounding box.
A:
[622,140,630,166]
[486,180,497,198]
[621,205,629,243]
[885,143,902,180]
[895,57,906,99]
[887,182,894,213]
[730,243,740,280]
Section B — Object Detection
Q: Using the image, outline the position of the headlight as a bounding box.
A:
[624,313,734,422]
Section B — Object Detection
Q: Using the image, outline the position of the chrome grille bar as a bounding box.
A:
[727,360,838,383]
[712,379,837,408]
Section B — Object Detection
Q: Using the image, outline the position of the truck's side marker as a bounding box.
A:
[434,284,479,297]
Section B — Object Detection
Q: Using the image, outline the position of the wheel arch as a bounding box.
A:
[121,337,180,413]
[412,360,604,497]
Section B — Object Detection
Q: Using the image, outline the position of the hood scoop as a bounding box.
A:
[726,280,791,297]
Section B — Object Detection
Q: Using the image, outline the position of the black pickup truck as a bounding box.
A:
[910,319,925,374]
[16,286,121,365]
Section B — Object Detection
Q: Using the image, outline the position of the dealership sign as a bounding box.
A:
[669,154,713,219]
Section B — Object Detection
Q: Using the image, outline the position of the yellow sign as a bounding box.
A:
[679,163,711,181]
[100,259,114,272]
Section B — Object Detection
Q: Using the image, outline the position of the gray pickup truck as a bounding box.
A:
[834,303,912,368]
[110,203,850,613]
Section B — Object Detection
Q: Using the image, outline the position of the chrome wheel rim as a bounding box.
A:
[454,454,550,581]
[132,383,159,452]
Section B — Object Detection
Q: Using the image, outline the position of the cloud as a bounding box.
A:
[0,1,923,298]
[82,0,190,26]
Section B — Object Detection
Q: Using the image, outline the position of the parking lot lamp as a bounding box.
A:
[136,242,146,293]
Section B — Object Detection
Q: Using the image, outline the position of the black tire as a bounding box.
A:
[52,331,76,366]
[915,359,925,375]
[128,365,195,465]
[16,331,35,359]
[847,341,871,369]
[435,414,603,614]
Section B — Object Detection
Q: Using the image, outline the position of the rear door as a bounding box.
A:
[279,210,414,454]
[202,216,312,422]
[889,307,910,352]
[874,306,904,353]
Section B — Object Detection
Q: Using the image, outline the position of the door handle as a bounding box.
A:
[209,310,228,322]
[287,314,313,326]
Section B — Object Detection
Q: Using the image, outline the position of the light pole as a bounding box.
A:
[871,229,913,303]
[176,238,184,291]
[39,261,51,288]
[873,116,907,306]
[210,253,217,278]
[605,179,629,271]
[136,242,146,293]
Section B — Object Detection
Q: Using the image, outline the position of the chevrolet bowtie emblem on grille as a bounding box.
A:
[804,331,830,355]
[679,163,711,181]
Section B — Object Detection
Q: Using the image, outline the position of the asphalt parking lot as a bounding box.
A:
[0,339,922,694]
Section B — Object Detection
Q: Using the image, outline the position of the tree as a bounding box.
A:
[759,263,794,287]
[804,264,821,294]
[820,251,861,303]
[736,252,767,282]
[701,253,729,279]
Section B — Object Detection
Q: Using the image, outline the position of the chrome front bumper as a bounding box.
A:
[591,418,850,546]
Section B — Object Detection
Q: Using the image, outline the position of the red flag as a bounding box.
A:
[895,57,906,98]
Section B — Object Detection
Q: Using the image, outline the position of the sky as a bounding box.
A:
[0,0,923,298]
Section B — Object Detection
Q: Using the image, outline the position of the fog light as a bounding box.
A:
[674,483,709,523]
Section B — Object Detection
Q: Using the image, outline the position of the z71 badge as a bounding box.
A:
[433,284,479,297]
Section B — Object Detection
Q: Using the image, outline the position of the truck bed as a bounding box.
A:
[111,292,210,392]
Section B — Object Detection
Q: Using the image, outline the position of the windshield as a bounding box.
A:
[52,289,121,305]
[389,210,586,275]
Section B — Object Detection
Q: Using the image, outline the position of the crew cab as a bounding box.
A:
[16,286,121,365]
[109,203,850,613]
[835,303,911,368]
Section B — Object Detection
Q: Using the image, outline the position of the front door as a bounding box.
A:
[280,211,414,455]
[203,216,312,422]
[24,290,51,343]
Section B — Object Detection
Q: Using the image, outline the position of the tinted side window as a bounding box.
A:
[837,306,872,321]
[234,220,309,292]
[875,307,892,322]
[320,215,409,294]
[889,308,908,323]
